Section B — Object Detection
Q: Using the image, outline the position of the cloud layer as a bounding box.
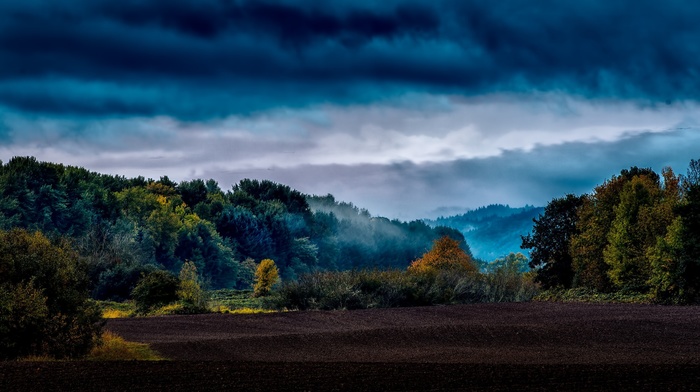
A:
[2,1,700,117]
[2,1,699,219]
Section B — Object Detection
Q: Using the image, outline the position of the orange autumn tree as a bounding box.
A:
[408,236,477,275]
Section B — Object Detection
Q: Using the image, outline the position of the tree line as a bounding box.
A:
[522,160,700,303]
[0,156,464,300]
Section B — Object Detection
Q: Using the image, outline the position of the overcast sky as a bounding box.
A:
[2,0,700,219]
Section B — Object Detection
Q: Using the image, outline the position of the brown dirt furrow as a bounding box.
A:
[106,302,700,364]
[4,302,700,391]
[2,362,699,391]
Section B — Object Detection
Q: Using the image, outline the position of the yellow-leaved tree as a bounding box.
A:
[254,259,279,297]
[408,236,477,275]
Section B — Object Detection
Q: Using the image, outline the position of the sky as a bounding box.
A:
[2,0,700,220]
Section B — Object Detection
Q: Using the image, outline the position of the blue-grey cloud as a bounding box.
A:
[194,126,700,220]
[2,0,700,118]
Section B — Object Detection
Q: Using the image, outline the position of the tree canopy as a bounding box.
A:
[0,156,461,300]
[523,162,700,303]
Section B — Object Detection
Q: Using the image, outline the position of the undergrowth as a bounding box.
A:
[88,331,164,361]
[17,332,164,361]
[271,268,539,311]
[535,288,655,304]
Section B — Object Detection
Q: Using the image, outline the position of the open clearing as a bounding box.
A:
[3,302,700,391]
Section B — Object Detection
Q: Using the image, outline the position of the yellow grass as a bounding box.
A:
[102,308,132,318]
[88,331,164,361]
[214,305,276,315]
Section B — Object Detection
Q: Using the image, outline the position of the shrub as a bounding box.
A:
[92,262,156,301]
[131,270,180,313]
[178,260,207,311]
[254,259,279,297]
[0,229,102,360]
[272,267,539,311]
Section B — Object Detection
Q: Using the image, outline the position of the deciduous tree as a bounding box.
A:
[254,259,279,297]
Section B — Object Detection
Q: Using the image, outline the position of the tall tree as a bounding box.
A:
[522,194,584,289]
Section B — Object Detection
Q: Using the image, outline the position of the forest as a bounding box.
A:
[523,160,700,304]
[0,156,464,300]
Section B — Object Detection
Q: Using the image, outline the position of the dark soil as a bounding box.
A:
[3,302,700,391]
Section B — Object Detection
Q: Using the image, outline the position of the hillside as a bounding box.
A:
[0,156,465,298]
[426,205,544,262]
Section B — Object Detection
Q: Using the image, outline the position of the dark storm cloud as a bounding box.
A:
[1,0,700,117]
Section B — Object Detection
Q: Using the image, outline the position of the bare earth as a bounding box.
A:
[3,302,700,391]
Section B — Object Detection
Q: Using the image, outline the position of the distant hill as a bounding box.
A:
[426,204,544,262]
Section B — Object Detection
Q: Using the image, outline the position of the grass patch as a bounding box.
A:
[88,331,164,361]
[213,306,276,315]
[208,289,271,311]
[97,290,275,318]
[98,301,135,318]
[535,288,655,304]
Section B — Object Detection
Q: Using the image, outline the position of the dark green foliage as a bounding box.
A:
[674,178,700,303]
[522,162,700,304]
[0,229,102,360]
[521,194,585,289]
[131,270,180,313]
[178,179,208,208]
[0,156,492,297]
[92,262,156,301]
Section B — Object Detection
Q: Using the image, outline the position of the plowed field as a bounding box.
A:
[3,302,700,391]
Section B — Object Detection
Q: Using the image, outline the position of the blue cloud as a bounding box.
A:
[1,1,700,118]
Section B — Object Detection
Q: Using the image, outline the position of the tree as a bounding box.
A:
[254,259,279,297]
[178,260,206,311]
[521,194,584,289]
[408,236,477,275]
[0,229,102,359]
[603,174,667,291]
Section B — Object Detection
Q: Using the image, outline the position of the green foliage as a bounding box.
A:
[131,270,180,314]
[0,229,102,360]
[647,217,685,303]
[254,259,279,297]
[208,289,268,312]
[534,288,654,304]
[0,156,464,298]
[603,174,664,290]
[177,260,207,311]
[529,163,700,303]
[521,194,584,289]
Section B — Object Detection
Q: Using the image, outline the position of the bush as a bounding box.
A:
[131,270,180,313]
[0,229,102,360]
[92,262,156,301]
[272,267,539,311]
